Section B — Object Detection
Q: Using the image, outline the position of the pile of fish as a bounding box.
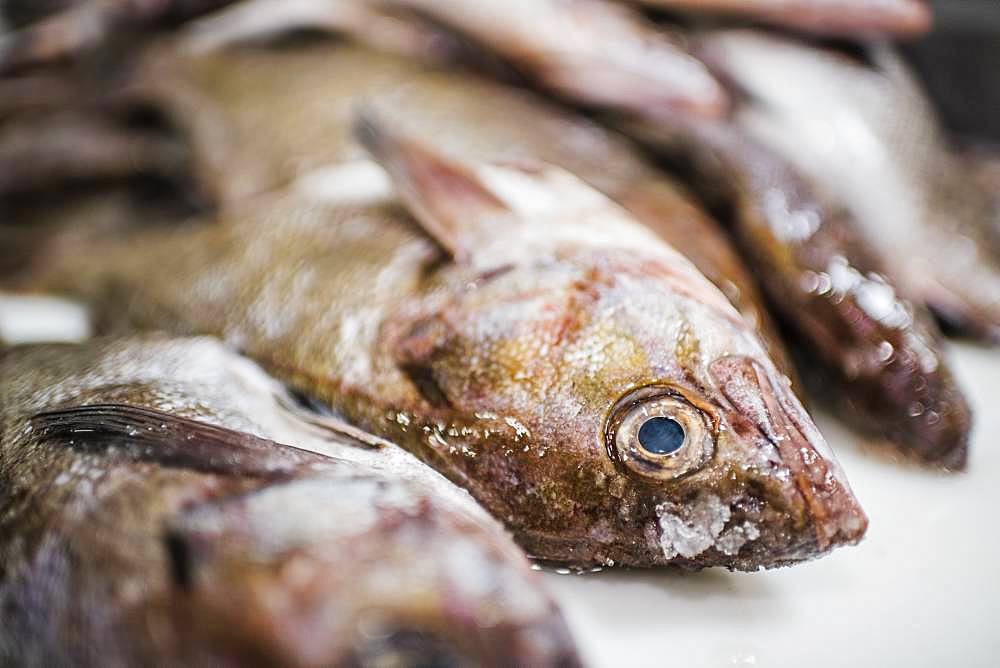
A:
[0,0,995,664]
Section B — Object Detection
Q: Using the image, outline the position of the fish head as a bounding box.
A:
[167,475,579,666]
[359,110,867,569]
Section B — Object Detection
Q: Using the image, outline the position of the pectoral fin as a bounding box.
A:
[30,404,331,477]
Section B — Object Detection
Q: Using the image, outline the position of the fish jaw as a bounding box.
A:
[707,355,868,566]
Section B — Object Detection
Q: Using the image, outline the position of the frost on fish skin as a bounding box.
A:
[655,493,731,560]
[653,492,762,560]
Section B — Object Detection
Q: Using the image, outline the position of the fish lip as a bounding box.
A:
[709,355,868,552]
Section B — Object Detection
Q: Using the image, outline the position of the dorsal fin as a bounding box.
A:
[30,404,333,478]
[353,106,511,263]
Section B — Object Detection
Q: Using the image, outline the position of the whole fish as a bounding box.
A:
[112,38,793,379]
[0,335,579,666]
[627,117,972,467]
[696,29,1000,344]
[626,0,932,37]
[10,111,868,569]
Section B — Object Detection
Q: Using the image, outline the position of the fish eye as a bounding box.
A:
[605,386,715,482]
[637,417,686,454]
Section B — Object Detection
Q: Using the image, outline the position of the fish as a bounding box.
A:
[625,116,972,468]
[355,0,729,119]
[960,144,1000,247]
[624,0,932,37]
[109,37,792,380]
[695,29,1000,344]
[0,0,237,73]
[8,106,868,569]
[0,335,580,666]
[0,111,191,198]
[0,0,729,121]
[1,0,75,27]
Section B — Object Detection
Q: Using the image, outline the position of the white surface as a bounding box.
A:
[3,300,997,667]
[545,343,1000,668]
[0,295,91,343]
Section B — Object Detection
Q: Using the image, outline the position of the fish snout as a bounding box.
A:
[710,355,868,557]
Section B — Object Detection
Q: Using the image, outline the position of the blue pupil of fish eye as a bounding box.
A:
[637,417,685,455]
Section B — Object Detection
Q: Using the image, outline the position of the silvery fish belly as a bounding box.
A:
[697,29,1000,344]
[18,114,868,570]
[623,0,931,37]
[0,336,579,667]
[122,37,793,381]
[624,116,972,468]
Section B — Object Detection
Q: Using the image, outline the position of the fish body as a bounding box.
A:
[0,336,579,666]
[627,117,971,467]
[697,29,1000,344]
[629,0,931,37]
[16,105,867,569]
[0,0,236,73]
[0,112,190,197]
[118,38,792,379]
[370,0,728,118]
[0,0,729,119]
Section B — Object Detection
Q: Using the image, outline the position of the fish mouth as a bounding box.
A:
[710,355,868,555]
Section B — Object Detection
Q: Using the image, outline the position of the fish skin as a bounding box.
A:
[0,336,579,666]
[1,0,75,27]
[370,0,729,119]
[0,112,190,197]
[15,109,867,569]
[626,116,972,468]
[696,29,1000,344]
[0,0,237,74]
[628,0,932,37]
[116,38,795,383]
[0,0,728,118]
[958,144,1000,256]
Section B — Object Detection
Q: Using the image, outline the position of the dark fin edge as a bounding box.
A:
[29,403,332,477]
[273,393,392,450]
